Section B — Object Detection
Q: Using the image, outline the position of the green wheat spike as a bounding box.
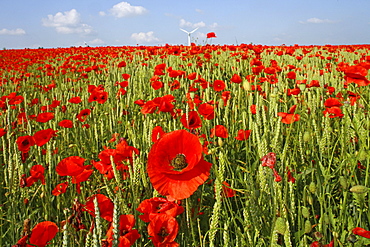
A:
[289,182,296,229]
[223,220,230,246]
[110,155,122,185]
[112,198,119,247]
[298,132,305,164]
[209,151,226,246]
[271,118,281,153]
[61,221,68,247]
[243,207,253,245]
[92,197,102,247]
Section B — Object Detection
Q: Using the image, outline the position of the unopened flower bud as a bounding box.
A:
[350,185,368,194]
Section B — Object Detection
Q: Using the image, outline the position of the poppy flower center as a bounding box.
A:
[158,227,169,241]
[170,154,188,171]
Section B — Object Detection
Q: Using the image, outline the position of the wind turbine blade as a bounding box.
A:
[189,27,199,34]
[180,28,189,34]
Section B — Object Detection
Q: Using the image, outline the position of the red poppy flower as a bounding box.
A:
[33,128,57,147]
[28,221,59,247]
[76,109,91,122]
[68,96,82,104]
[213,80,226,91]
[310,240,334,247]
[250,105,257,114]
[323,106,344,118]
[84,194,114,222]
[140,100,158,114]
[347,91,360,105]
[58,119,73,128]
[106,214,140,247]
[187,72,197,80]
[235,129,251,141]
[71,167,93,184]
[352,227,370,238]
[210,125,228,138]
[277,105,300,124]
[122,73,131,80]
[93,140,138,181]
[344,65,370,87]
[206,32,217,38]
[221,91,231,106]
[27,164,46,186]
[140,95,176,116]
[180,111,202,129]
[169,80,180,91]
[134,99,145,107]
[147,130,212,201]
[152,126,166,143]
[230,74,242,84]
[116,138,140,164]
[261,152,281,182]
[0,128,6,137]
[287,71,296,80]
[151,80,164,90]
[147,214,179,247]
[7,93,24,105]
[261,152,276,169]
[52,181,69,196]
[198,103,215,120]
[117,61,127,67]
[286,167,296,183]
[307,80,320,88]
[287,87,301,96]
[137,197,184,223]
[36,112,54,123]
[89,91,108,104]
[56,156,86,177]
[324,98,342,107]
[16,135,35,153]
[221,181,236,198]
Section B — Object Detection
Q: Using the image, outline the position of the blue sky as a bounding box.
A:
[1,0,369,49]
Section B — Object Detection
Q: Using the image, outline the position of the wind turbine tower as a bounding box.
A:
[180,27,199,46]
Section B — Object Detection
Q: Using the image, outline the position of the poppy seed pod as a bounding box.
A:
[274,217,286,235]
[350,185,368,194]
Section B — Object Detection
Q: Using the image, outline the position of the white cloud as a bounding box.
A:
[0,28,26,35]
[89,38,105,45]
[300,18,336,24]
[131,31,159,43]
[179,19,206,29]
[194,32,207,40]
[109,2,147,18]
[209,22,219,29]
[42,9,94,34]
[99,11,106,16]
[195,9,203,14]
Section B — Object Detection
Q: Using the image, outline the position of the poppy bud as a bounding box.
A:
[350,185,368,194]
[309,182,316,194]
[304,220,312,234]
[297,83,306,92]
[339,176,348,189]
[307,195,313,205]
[217,138,223,147]
[301,206,309,218]
[303,131,311,142]
[274,217,286,235]
[242,80,251,91]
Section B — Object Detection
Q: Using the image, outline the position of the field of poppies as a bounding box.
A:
[1,43,370,246]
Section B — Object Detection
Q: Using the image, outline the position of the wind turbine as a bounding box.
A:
[180,27,199,46]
